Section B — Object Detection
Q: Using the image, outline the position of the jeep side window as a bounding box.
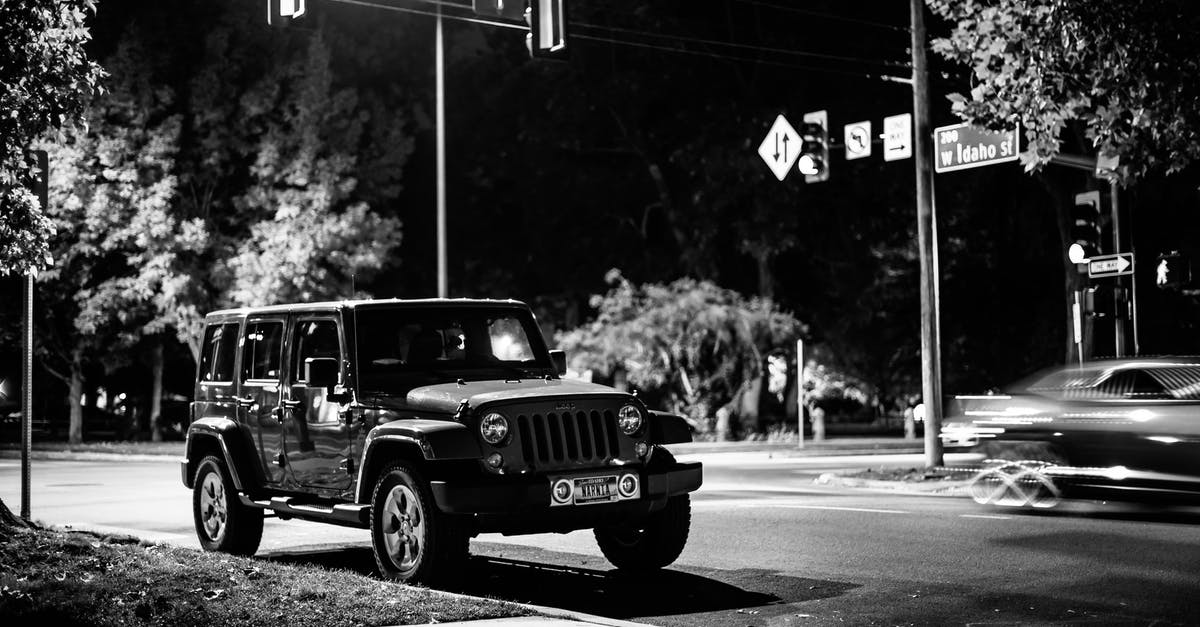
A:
[199,322,239,382]
[241,321,284,381]
[293,319,341,382]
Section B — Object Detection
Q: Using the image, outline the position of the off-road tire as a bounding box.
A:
[370,461,469,585]
[192,454,263,556]
[594,493,691,572]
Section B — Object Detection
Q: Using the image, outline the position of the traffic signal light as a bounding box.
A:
[797,110,829,183]
[525,0,567,60]
[1155,251,1192,290]
[1068,190,1102,264]
[266,0,306,27]
[473,0,526,19]
[1084,285,1129,319]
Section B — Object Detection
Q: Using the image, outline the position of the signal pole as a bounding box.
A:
[911,0,944,468]
[436,1,448,298]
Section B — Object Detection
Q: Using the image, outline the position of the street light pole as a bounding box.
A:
[436,2,448,298]
[911,0,944,468]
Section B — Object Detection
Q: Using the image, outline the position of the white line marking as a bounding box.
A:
[778,505,909,514]
[960,514,1012,520]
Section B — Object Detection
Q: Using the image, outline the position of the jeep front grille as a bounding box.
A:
[516,410,620,470]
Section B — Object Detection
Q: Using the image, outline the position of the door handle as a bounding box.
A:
[235,396,255,408]
[280,399,302,409]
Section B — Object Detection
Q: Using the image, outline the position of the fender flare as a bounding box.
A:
[647,410,694,445]
[354,419,484,503]
[183,418,262,492]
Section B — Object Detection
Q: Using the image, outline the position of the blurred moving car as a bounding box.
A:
[942,358,1200,507]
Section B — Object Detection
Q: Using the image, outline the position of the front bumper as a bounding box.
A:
[430,461,702,515]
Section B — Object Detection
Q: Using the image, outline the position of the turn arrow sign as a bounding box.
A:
[1088,252,1134,278]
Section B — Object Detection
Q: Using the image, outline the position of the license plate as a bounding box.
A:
[573,476,617,505]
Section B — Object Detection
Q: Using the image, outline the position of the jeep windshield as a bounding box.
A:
[353,305,553,394]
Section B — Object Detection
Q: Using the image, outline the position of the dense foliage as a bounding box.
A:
[556,270,804,422]
[0,0,105,275]
[928,0,1200,183]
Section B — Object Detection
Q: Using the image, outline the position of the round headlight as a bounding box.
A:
[480,412,509,445]
[617,404,643,435]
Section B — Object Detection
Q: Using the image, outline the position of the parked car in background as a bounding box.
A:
[942,358,1200,507]
[181,298,702,585]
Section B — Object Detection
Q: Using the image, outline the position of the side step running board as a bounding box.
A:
[239,495,370,529]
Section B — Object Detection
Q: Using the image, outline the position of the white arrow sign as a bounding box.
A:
[1088,252,1134,278]
[758,114,801,181]
[883,113,912,161]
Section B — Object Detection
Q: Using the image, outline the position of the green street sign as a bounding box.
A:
[934,123,1020,173]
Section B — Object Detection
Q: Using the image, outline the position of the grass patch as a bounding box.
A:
[0,524,533,626]
[0,440,185,457]
[841,467,971,482]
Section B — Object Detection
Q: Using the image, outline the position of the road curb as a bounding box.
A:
[421,587,652,627]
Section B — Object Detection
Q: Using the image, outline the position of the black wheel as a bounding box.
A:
[370,462,468,585]
[192,455,263,556]
[594,493,691,573]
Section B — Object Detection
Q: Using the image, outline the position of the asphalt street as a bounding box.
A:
[2,450,1199,625]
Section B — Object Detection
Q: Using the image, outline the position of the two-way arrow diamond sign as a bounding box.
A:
[1088,252,1134,278]
[758,114,801,181]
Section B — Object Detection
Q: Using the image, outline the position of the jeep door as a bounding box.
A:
[284,316,354,492]
[237,317,287,484]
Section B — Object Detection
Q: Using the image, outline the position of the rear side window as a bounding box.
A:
[241,321,284,381]
[198,322,240,383]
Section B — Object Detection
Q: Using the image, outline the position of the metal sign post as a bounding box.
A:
[796,339,804,449]
[22,149,47,521]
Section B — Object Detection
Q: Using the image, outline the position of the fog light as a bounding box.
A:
[551,478,573,504]
[486,452,504,469]
[635,442,649,458]
[617,473,639,498]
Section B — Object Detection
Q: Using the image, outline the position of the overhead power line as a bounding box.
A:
[733,0,911,33]
[323,0,912,81]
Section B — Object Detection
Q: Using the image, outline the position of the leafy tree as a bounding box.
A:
[221,31,402,309]
[0,0,105,275]
[556,269,805,431]
[36,34,186,443]
[927,0,1200,183]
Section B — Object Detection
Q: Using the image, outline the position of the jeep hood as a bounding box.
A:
[396,378,632,414]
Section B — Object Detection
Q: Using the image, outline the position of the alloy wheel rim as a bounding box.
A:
[200,472,228,542]
[381,484,424,570]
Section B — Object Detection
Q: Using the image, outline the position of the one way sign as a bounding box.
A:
[1088,252,1134,278]
[758,114,801,181]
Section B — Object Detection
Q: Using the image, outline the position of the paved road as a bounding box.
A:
[3,451,1199,625]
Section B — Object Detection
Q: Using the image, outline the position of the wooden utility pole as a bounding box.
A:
[910,0,944,468]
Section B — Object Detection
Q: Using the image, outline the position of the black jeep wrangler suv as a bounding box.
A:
[181,298,702,584]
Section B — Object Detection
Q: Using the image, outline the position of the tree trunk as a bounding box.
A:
[0,496,31,528]
[150,341,164,442]
[754,247,775,300]
[68,350,84,444]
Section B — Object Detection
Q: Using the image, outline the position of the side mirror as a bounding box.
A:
[305,357,340,389]
[548,349,567,377]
